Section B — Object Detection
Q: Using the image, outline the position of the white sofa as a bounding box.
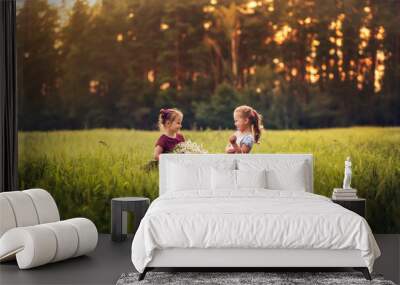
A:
[0,188,98,269]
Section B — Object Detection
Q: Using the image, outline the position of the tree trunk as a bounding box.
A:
[231,22,240,88]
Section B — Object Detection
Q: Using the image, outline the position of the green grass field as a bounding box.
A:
[18,127,400,233]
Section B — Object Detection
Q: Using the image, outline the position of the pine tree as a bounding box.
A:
[17,0,61,130]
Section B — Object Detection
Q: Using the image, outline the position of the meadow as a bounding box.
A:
[18,127,400,233]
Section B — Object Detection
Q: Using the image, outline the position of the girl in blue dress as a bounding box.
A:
[225,105,263,154]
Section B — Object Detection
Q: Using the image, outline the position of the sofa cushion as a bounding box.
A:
[0,196,17,237]
[0,192,39,227]
[24,189,60,224]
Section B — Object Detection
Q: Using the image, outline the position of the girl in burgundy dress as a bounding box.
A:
[154,108,185,160]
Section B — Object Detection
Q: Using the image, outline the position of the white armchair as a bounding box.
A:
[0,188,98,269]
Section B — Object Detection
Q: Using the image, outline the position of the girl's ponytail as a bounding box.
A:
[251,110,263,143]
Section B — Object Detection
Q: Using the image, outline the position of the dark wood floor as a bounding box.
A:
[0,234,134,285]
[0,234,399,285]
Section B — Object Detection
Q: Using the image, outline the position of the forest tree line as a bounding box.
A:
[16,0,400,130]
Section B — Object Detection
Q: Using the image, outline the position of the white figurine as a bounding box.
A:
[342,156,352,189]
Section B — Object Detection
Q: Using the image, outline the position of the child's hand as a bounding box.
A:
[225,143,235,153]
[229,134,237,144]
[226,147,236,153]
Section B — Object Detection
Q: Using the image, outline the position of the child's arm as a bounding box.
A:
[178,133,185,142]
[154,145,164,161]
[239,144,251,153]
[230,143,241,153]
[225,144,236,153]
[228,143,248,153]
[238,136,254,154]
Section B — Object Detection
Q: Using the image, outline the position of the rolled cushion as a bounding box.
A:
[42,221,79,262]
[0,191,39,227]
[64,218,98,257]
[23,189,60,224]
[0,196,17,237]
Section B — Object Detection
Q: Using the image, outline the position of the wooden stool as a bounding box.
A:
[111,197,150,242]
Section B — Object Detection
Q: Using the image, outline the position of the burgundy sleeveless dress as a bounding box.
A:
[155,133,185,153]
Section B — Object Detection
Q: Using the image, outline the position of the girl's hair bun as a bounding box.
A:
[160,108,171,115]
[160,109,171,121]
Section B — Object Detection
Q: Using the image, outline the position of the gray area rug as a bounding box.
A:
[116,271,396,285]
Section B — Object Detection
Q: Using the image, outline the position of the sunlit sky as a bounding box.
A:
[17,0,98,7]
[49,0,98,5]
[17,0,98,24]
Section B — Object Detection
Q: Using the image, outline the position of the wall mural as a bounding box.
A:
[17,0,400,233]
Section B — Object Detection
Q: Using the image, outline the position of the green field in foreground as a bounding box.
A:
[18,127,400,233]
